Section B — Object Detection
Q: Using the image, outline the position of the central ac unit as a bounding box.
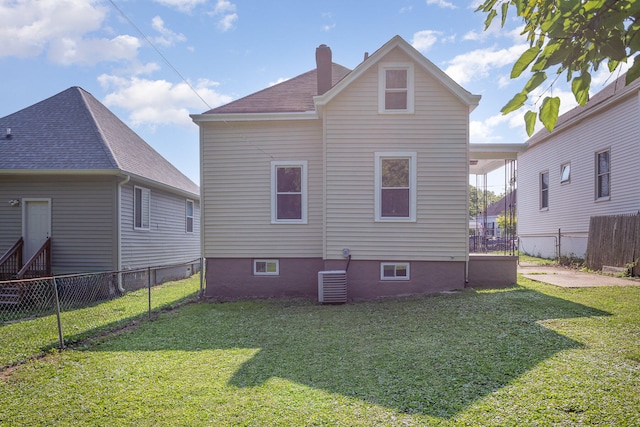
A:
[318,270,347,304]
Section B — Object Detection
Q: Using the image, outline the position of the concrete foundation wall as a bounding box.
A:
[467,255,517,288]
[205,258,467,301]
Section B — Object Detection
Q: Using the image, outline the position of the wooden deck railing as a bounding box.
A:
[16,238,51,280]
[0,237,23,280]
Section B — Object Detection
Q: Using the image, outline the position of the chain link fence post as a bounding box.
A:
[51,277,65,349]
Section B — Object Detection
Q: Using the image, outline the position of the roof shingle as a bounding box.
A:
[0,87,198,196]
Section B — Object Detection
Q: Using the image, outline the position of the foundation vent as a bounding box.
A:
[318,270,347,304]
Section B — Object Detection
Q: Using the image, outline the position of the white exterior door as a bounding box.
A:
[23,199,51,260]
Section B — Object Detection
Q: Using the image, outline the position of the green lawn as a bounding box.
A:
[0,275,200,368]
[1,277,638,426]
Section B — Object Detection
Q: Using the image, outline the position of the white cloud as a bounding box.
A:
[269,77,290,86]
[426,0,457,9]
[0,0,108,58]
[400,6,413,13]
[444,43,528,84]
[411,30,441,53]
[48,34,140,65]
[98,74,233,128]
[210,0,238,31]
[151,16,187,47]
[471,86,578,143]
[153,0,206,12]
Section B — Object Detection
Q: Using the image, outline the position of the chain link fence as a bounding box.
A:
[0,259,203,368]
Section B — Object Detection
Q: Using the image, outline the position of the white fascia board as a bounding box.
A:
[190,111,318,123]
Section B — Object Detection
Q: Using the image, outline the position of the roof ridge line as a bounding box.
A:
[76,88,121,170]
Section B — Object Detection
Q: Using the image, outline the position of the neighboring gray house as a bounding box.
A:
[518,74,640,259]
[192,35,516,301]
[0,87,200,278]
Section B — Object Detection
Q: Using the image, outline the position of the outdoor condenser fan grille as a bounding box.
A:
[317,270,347,304]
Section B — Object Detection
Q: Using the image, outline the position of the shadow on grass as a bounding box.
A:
[86,286,609,418]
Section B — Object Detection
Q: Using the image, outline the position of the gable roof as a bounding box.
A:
[526,73,640,148]
[192,35,480,122]
[315,35,481,113]
[0,87,198,197]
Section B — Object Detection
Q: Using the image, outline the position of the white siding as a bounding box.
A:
[518,91,640,258]
[120,180,201,269]
[324,47,470,261]
[200,120,324,258]
[0,175,117,274]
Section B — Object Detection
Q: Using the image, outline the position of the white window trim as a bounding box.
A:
[253,259,280,276]
[378,62,415,114]
[539,171,549,211]
[380,262,410,281]
[186,199,194,233]
[595,148,611,201]
[271,160,308,224]
[374,152,417,222]
[560,162,571,184]
[134,186,151,230]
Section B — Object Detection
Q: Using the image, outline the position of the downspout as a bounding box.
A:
[116,174,130,293]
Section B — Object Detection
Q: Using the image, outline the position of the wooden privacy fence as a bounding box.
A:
[585,212,640,276]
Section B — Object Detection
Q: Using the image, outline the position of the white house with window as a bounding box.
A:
[192,35,488,300]
[517,73,640,259]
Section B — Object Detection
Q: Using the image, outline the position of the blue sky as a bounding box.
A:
[0,0,626,193]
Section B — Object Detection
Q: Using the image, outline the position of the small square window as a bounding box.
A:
[380,262,410,280]
[254,259,279,276]
[560,163,571,183]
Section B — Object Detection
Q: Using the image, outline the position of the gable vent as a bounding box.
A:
[318,270,347,304]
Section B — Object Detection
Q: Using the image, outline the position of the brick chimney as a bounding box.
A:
[316,44,332,95]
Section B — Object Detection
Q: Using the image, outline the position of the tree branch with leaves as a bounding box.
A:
[477,0,640,135]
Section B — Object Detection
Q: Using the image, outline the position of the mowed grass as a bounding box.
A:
[1,277,638,426]
[0,275,201,367]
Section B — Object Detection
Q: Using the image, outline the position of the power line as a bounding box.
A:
[107,0,213,110]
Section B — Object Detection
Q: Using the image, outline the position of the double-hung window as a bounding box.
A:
[379,63,414,113]
[134,186,150,230]
[375,152,417,222]
[186,199,194,233]
[596,149,610,199]
[540,171,549,210]
[271,161,307,224]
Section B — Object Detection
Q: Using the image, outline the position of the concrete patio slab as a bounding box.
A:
[518,263,640,288]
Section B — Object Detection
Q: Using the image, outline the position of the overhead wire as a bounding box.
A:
[106,0,213,110]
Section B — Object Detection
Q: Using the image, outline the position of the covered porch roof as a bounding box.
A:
[469,143,526,175]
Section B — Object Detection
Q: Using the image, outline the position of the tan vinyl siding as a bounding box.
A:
[518,91,640,240]
[0,175,116,274]
[200,120,323,258]
[324,47,470,261]
[120,180,201,269]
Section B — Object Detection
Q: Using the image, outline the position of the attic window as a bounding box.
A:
[379,63,414,114]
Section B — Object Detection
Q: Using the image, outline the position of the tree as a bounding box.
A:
[469,185,501,218]
[497,210,517,235]
[477,0,640,136]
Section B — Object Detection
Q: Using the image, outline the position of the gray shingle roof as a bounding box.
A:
[0,87,198,196]
[205,63,352,114]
